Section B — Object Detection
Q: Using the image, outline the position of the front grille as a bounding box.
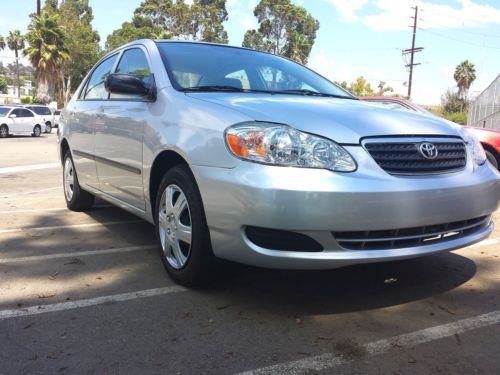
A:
[334,215,490,250]
[365,140,466,174]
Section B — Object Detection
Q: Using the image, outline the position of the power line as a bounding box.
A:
[421,9,499,24]
[419,21,500,38]
[419,28,500,50]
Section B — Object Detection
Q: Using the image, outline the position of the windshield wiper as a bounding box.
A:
[275,89,357,99]
[182,85,270,94]
[182,85,245,92]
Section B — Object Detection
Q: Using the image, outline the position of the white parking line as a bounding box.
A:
[0,220,144,234]
[0,186,62,199]
[0,286,187,320]
[239,309,500,375]
[0,245,156,264]
[0,162,60,174]
[0,204,112,214]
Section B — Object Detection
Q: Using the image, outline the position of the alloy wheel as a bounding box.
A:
[63,157,75,202]
[158,184,192,269]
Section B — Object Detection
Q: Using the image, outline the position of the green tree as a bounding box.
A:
[334,80,349,90]
[0,36,5,51]
[377,81,393,96]
[105,0,228,51]
[25,11,70,103]
[105,22,157,51]
[242,0,319,64]
[7,30,25,98]
[0,77,7,94]
[442,88,468,114]
[51,0,102,105]
[349,76,374,96]
[454,60,476,101]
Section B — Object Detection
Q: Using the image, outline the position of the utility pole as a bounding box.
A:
[402,5,423,98]
[36,0,41,15]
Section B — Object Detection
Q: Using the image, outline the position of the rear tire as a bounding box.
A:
[63,151,95,211]
[0,125,8,138]
[155,165,222,286]
[45,123,52,134]
[485,150,499,170]
[32,125,41,137]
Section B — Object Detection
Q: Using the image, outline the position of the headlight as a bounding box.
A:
[225,122,356,172]
[462,128,486,166]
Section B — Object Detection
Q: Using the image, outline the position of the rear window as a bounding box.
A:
[29,106,52,115]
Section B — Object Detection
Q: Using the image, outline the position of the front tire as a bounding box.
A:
[63,151,95,211]
[155,165,221,286]
[0,125,8,138]
[32,125,41,137]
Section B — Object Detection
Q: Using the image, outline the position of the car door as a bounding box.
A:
[69,53,119,189]
[21,109,36,132]
[10,109,29,133]
[94,47,151,211]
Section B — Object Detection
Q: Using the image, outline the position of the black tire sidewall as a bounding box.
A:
[485,150,499,170]
[155,165,216,285]
[0,125,7,138]
[33,126,41,137]
[63,150,94,211]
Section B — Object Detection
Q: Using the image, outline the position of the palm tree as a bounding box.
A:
[7,30,25,98]
[454,60,476,101]
[0,36,5,51]
[25,12,69,103]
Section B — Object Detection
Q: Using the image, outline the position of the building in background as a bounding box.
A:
[468,75,500,130]
[0,80,34,103]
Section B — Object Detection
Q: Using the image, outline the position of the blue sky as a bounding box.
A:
[1,0,499,105]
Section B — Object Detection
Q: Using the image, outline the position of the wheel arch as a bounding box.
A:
[60,138,70,165]
[149,150,192,216]
[481,142,499,166]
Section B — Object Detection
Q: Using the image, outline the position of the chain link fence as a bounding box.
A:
[467,74,500,130]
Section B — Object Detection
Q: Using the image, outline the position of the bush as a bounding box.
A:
[443,111,468,125]
[442,89,468,113]
[20,96,33,104]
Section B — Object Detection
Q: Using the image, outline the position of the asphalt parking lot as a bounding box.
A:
[0,133,499,375]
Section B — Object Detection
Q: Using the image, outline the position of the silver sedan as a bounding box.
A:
[59,40,500,285]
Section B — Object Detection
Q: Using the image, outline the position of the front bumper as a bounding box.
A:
[192,146,500,269]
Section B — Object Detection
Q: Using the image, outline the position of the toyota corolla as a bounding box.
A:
[58,40,500,285]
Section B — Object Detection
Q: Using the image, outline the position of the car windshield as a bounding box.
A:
[0,107,11,116]
[156,42,355,99]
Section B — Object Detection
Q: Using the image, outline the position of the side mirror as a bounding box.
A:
[105,73,156,101]
[9,114,16,118]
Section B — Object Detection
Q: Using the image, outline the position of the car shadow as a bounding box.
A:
[199,251,477,315]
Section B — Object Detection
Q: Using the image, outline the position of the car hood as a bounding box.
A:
[188,93,462,144]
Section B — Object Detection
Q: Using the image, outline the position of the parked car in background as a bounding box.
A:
[0,106,43,137]
[24,105,55,134]
[360,96,500,171]
[53,110,61,128]
[465,127,500,170]
[59,40,499,286]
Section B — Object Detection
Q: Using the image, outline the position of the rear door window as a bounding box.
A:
[21,109,34,117]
